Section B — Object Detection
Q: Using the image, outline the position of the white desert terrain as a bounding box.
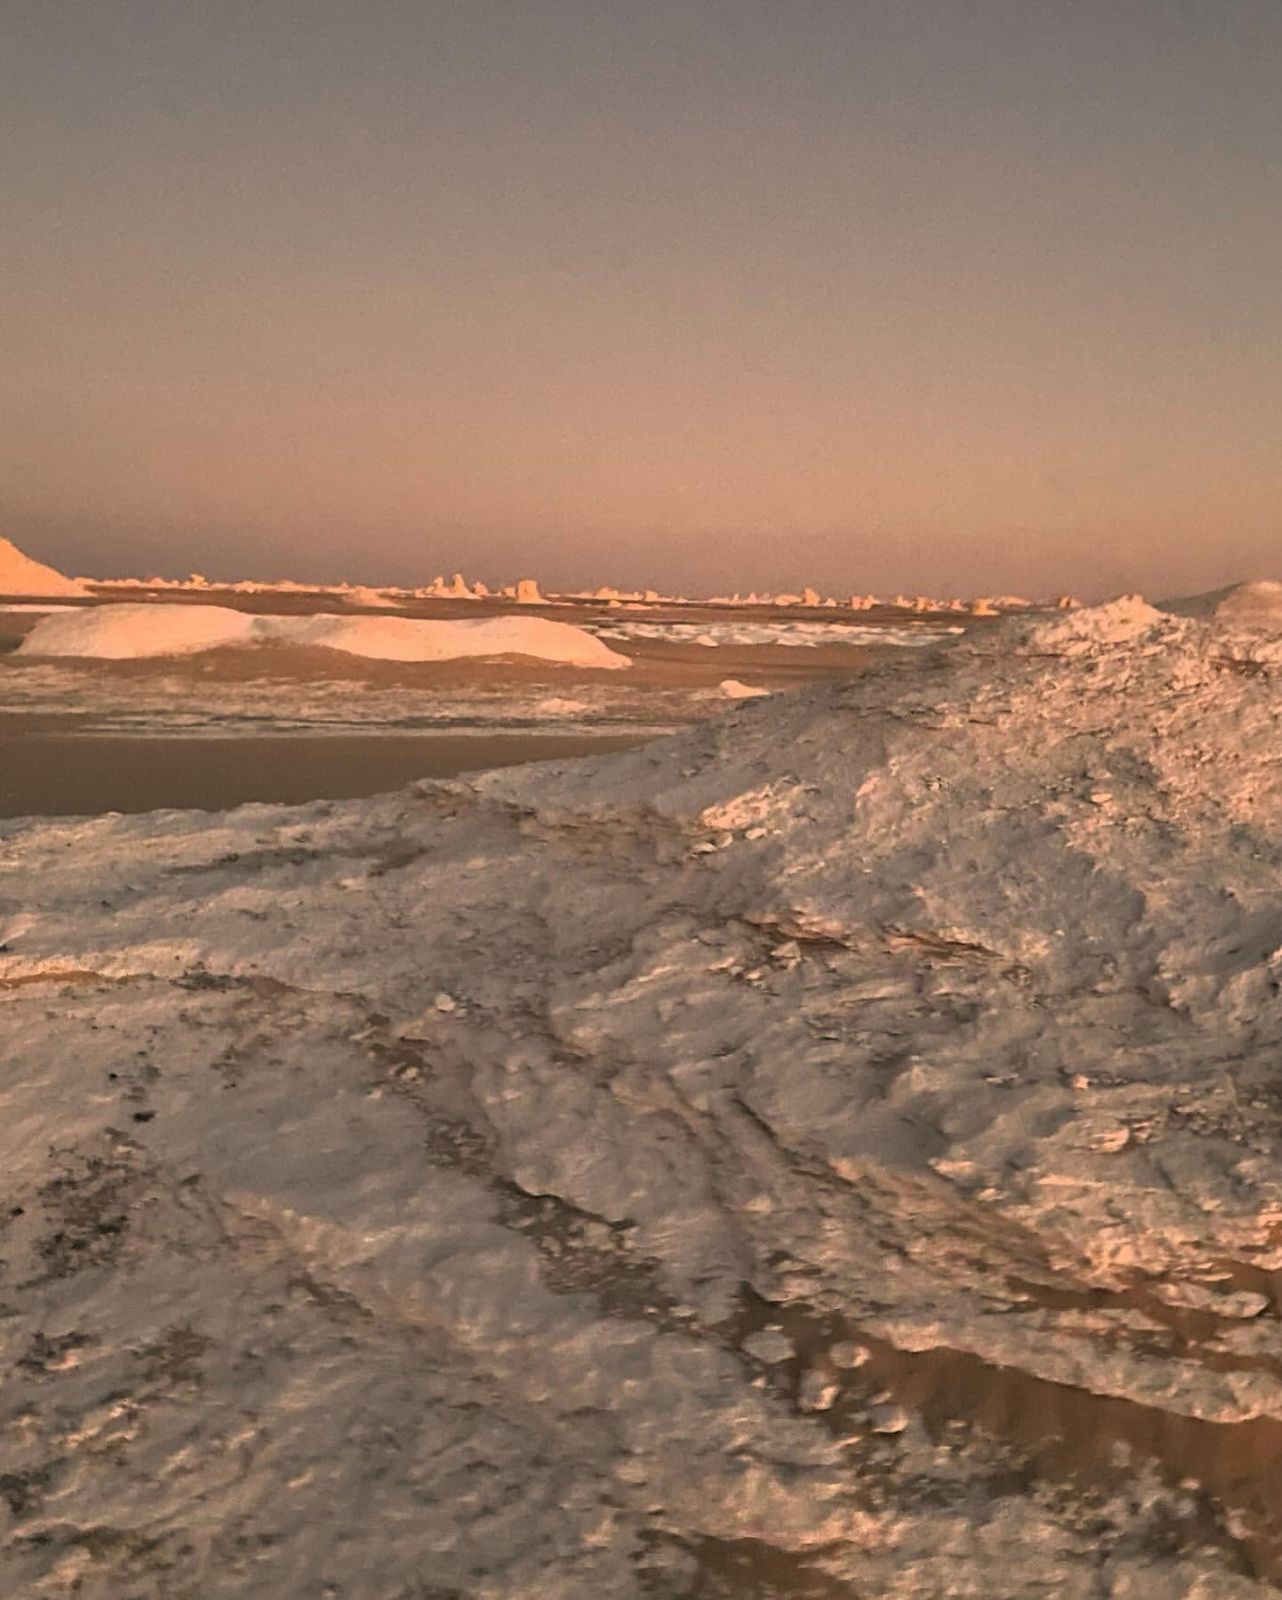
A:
[0,537,91,599]
[14,604,632,670]
[4,586,1282,1595]
[1,543,980,815]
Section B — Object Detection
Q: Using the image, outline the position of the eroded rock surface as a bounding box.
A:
[4,597,1282,1596]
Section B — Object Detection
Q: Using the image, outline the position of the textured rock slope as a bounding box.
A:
[4,594,1282,1596]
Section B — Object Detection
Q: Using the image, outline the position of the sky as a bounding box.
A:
[2,0,1279,598]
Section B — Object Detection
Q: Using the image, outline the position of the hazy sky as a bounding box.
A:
[3,1,1279,597]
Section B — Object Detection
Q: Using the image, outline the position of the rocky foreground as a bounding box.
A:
[4,591,1282,1596]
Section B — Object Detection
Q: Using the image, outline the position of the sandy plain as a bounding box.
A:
[0,585,909,815]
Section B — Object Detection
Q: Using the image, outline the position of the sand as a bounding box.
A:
[0,728,652,817]
[0,618,883,819]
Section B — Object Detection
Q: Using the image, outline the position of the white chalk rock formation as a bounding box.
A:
[5,592,1282,1595]
[1162,579,1282,630]
[0,536,90,597]
[342,584,399,608]
[18,602,631,668]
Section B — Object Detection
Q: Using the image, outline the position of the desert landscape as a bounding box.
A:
[6,2,1278,1594]
[6,533,1282,1594]
[1,536,971,816]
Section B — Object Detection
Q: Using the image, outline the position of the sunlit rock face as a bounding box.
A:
[4,593,1282,1597]
[0,536,90,597]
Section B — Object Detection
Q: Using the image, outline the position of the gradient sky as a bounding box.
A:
[3,1,1279,597]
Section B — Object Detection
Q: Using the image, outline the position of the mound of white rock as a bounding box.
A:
[17,601,631,668]
[0,535,90,597]
[6,586,1282,1596]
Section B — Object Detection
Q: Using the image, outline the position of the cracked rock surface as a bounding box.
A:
[4,595,1282,1596]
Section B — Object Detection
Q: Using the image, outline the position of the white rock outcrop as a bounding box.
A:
[0,536,91,597]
